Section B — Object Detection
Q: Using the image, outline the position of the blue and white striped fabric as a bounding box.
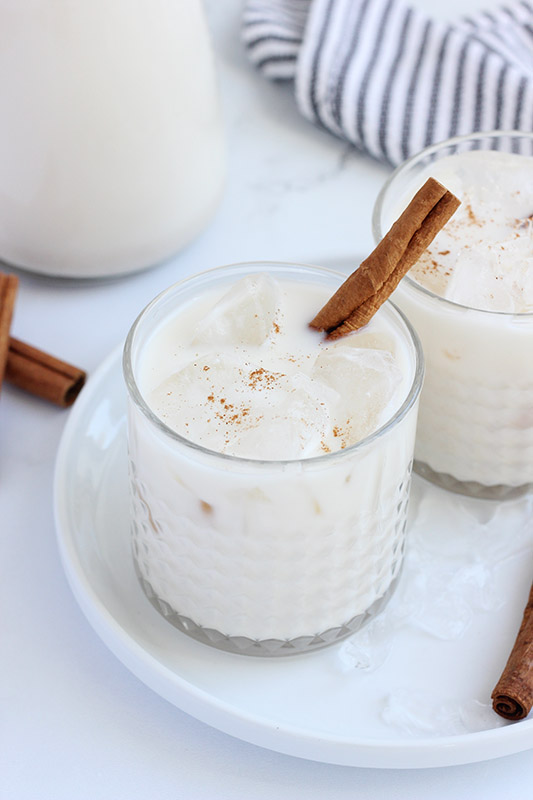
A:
[242,0,533,164]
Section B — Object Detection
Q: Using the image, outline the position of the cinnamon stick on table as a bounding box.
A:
[310,177,460,340]
[6,337,86,408]
[0,273,19,390]
[492,583,533,721]
[0,270,86,407]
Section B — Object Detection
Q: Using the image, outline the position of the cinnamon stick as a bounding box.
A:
[310,177,460,340]
[0,273,18,390]
[492,584,533,721]
[6,337,86,407]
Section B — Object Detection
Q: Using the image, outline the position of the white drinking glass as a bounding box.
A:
[123,262,423,656]
[373,131,533,499]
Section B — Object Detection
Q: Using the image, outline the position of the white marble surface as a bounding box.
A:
[4,0,533,797]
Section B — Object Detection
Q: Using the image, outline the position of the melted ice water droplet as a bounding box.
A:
[312,346,401,445]
[192,273,280,346]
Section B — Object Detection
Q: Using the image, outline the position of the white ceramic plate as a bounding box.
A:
[54,345,533,769]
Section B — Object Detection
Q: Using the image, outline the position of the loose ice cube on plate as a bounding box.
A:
[192,274,280,346]
[313,346,401,445]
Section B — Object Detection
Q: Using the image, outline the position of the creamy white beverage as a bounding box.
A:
[0,0,225,277]
[374,136,533,497]
[408,151,533,313]
[141,275,413,459]
[124,262,422,655]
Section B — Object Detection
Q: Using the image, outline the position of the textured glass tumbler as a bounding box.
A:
[123,262,423,656]
[373,131,533,500]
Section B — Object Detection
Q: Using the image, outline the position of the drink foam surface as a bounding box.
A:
[406,151,533,313]
[139,274,411,459]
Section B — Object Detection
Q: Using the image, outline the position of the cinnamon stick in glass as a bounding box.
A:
[310,177,460,340]
[0,273,19,390]
[6,337,86,408]
[492,583,533,721]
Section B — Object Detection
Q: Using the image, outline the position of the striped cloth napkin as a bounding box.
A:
[242,0,533,165]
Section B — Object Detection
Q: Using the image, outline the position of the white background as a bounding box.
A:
[4,0,533,797]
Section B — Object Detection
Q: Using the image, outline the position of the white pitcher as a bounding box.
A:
[0,0,225,277]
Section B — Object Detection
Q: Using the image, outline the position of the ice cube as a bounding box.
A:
[382,690,506,736]
[235,373,336,460]
[445,250,515,312]
[149,355,335,459]
[382,688,466,736]
[148,353,247,453]
[337,615,393,672]
[331,329,397,356]
[495,237,533,312]
[460,699,507,733]
[312,346,401,445]
[192,274,280,346]
[514,259,533,312]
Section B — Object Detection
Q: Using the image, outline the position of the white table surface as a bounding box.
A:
[4,0,533,797]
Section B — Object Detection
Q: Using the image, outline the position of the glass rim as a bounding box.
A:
[371,130,533,320]
[123,260,424,468]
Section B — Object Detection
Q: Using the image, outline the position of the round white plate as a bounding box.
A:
[54,345,533,769]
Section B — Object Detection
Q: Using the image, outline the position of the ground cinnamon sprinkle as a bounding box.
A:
[516,213,533,230]
[205,381,258,430]
[332,425,349,449]
[248,367,283,389]
[200,500,213,515]
[466,202,481,226]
